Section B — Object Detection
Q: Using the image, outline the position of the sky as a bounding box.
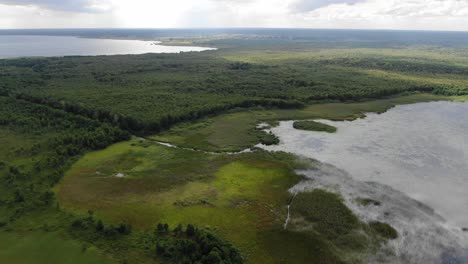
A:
[0,0,468,31]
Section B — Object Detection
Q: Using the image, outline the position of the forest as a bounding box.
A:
[1,36,468,134]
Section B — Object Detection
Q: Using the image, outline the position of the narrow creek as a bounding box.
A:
[283,192,298,230]
[144,138,253,155]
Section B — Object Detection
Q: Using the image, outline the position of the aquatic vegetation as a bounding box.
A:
[356,198,381,207]
[369,222,398,240]
[291,190,360,240]
[293,120,337,133]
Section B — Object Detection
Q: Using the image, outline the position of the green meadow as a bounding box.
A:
[0,231,115,264]
[56,136,395,263]
[57,138,302,262]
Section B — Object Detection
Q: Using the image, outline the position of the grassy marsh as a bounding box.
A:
[152,93,447,152]
[57,138,304,262]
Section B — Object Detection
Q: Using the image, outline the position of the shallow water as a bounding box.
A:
[0,35,215,58]
[260,101,468,263]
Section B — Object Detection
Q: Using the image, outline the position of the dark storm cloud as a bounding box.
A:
[291,0,362,12]
[0,0,102,12]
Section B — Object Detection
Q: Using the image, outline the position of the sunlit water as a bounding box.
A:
[260,101,468,263]
[0,35,215,58]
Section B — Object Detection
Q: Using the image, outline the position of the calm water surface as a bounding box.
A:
[261,101,468,263]
[0,35,215,58]
[263,101,468,228]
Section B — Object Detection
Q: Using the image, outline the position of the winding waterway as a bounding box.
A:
[0,35,215,58]
[260,101,468,263]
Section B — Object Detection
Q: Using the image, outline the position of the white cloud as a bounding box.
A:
[0,0,468,30]
[290,0,361,12]
[0,0,112,12]
[291,0,468,30]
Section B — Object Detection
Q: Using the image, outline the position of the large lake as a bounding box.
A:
[0,35,215,58]
[261,101,468,263]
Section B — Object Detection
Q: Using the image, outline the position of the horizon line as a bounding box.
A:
[0,27,468,33]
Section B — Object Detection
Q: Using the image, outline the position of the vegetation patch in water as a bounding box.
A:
[293,120,337,133]
[369,221,398,240]
[291,190,359,240]
[258,131,280,145]
[357,198,382,206]
[289,189,400,262]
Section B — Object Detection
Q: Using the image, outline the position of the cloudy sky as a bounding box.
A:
[0,0,467,30]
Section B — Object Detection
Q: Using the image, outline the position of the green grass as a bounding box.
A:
[56,136,380,263]
[151,111,266,152]
[56,138,301,261]
[0,231,115,264]
[293,120,337,133]
[56,130,402,263]
[259,229,346,264]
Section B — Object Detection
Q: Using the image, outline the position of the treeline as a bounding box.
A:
[319,57,468,76]
[69,213,243,264]
[154,223,243,264]
[71,211,132,239]
[0,97,130,222]
[305,85,438,102]
[14,92,303,134]
[2,51,468,137]
[0,96,129,152]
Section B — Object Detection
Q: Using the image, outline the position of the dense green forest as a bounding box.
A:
[0,97,129,222]
[1,32,468,263]
[2,37,468,134]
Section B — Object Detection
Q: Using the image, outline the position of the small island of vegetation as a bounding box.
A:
[293,120,337,133]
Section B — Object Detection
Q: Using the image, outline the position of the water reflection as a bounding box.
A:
[0,35,215,58]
